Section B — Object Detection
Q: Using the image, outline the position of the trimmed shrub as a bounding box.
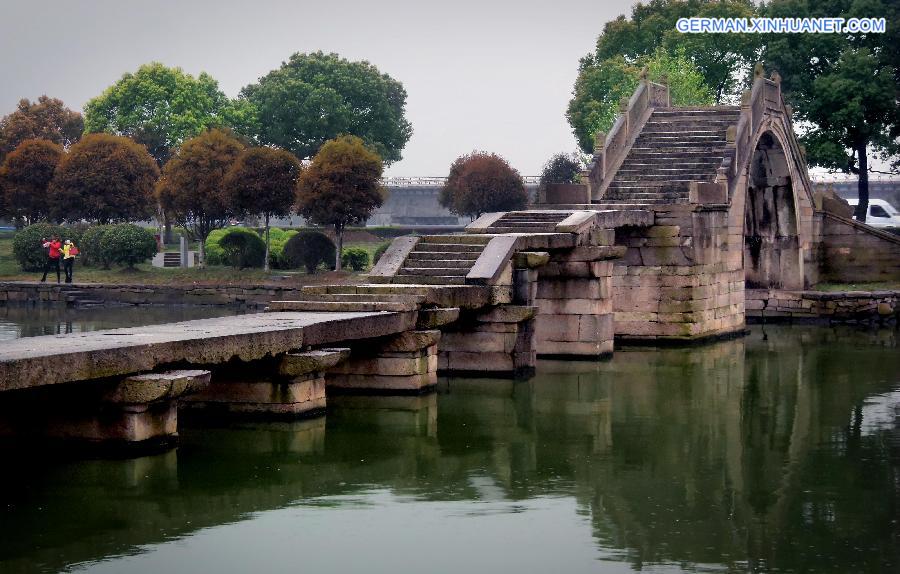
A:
[341,247,370,271]
[283,231,336,273]
[373,241,391,265]
[219,228,266,269]
[98,224,157,268]
[79,225,114,268]
[267,228,298,269]
[203,228,229,266]
[12,222,66,271]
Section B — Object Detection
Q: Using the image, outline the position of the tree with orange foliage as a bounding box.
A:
[0,139,65,224]
[225,147,302,271]
[0,96,83,162]
[296,136,385,271]
[156,129,244,265]
[439,152,527,219]
[50,134,158,224]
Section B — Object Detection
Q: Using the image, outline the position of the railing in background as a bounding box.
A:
[584,76,671,200]
[381,176,541,187]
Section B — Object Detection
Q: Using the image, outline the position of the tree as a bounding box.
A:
[83,62,242,165]
[591,0,761,104]
[0,96,83,162]
[763,0,899,222]
[295,135,385,270]
[224,147,301,271]
[50,134,159,224]
[240,51,412,163]
[439,152,527,218]
[156,129,244,265]
[0,139,65,224]
[568,48,714,153]
[540,153,584,186]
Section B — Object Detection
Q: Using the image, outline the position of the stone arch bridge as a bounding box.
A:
[1,68,898,451]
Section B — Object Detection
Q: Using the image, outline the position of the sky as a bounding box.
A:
[0,0,639,176]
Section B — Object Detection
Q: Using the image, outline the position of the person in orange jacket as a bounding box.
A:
[40,236,62,283]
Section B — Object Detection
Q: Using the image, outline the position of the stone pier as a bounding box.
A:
[438,306,536,376]
[182,348,349,418]
[0,369,210,449]
[327,330,441,393]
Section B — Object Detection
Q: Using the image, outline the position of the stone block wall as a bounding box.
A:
[612,205,745,341]
[746,289,899,324]
[817,214,900,283]
[0,282,309,308]
[438,306,535,375]
[532,244,618,357]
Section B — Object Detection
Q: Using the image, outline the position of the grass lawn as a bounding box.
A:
[0,232,388,287]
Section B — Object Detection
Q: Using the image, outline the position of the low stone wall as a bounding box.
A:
[746,288,900,324]
[819,213,900,282]
[0,282,308,309]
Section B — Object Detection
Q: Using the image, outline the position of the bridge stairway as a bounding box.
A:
[596,106,740,208]
[392,235,492,285]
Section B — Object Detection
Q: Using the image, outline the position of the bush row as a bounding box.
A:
[13,222,156,271]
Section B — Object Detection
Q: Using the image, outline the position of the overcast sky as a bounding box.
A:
[0,0,639,176]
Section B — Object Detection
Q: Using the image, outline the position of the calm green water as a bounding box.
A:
[1,325,898,573]
[0,306,244,341]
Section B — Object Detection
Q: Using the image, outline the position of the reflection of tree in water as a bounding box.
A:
[0,326,897,573]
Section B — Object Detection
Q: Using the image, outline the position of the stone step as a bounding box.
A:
[269,300,418,313]
[633,141,729,150]
[624,152,727,161]
[406,251,480,262]
[399,266,469,276]
[403,259,474,269]
[637,134,725,143]
[420,234,491,245]
[414,242,485,253]
[614,174,713,182]
[393,274,467,285]
[629,144,728,153]
[616,164,720,173]
[490,222,557,231]
[294,292,427,304]
[651,106,740,115]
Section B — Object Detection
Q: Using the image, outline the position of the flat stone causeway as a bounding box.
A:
[0,311,415,393]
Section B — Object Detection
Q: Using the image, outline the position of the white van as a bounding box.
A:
[845,199,900,230]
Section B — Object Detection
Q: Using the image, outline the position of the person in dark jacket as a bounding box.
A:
[40,236,62,283]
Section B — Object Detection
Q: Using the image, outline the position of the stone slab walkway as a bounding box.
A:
[0,311,416,392]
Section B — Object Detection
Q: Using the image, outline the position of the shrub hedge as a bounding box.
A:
[283,231,336,273]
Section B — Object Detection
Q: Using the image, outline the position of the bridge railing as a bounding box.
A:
[586,76,670,200]
[381,176,541,187]
[723,68,812,200]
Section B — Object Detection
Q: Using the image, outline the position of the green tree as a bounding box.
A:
[592,0,761,103]
[83,63,242,165]
[224,147,301,271]
[156,129,244,265]
[50,134,159,224]
[240,52,412,163]
[0,139,65,224]
[439,152,528,218]
[0,96,83,162]
[568,48,714,153]
[539,153,584,186]
[762,0,899,222]
[295,136,385,270]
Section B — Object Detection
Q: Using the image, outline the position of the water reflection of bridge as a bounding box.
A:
[2,326,896,574]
